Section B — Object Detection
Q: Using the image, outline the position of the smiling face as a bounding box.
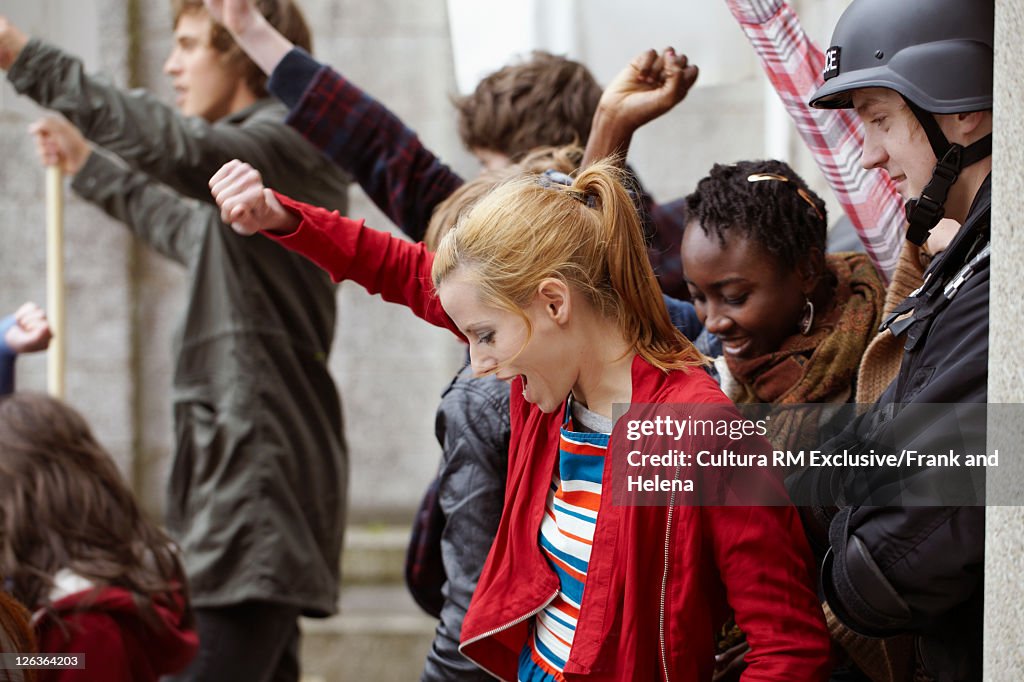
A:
[853,88,937,201]
[163,11,249,121]
[682,225,809,360]
[438,268,579,413]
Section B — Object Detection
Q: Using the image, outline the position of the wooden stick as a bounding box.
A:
[46,165,65,399]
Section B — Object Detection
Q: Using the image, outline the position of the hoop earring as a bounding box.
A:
[799,298,815,336]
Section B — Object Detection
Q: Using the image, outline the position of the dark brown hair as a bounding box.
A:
[0,393,191,631]
[171,0,313,97]
[454,51,602,161]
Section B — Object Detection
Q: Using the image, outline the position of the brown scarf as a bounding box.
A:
[855,242,932,404]
[724,252,885,448]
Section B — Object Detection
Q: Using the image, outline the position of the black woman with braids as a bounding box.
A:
[681,159,885,448]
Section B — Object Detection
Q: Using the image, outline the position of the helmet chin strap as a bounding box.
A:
[901,98,992,246]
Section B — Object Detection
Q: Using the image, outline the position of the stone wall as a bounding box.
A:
[986,1,1024,678]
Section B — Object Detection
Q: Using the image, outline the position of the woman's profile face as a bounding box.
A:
[438,269,579,414]
[682,224,808,360]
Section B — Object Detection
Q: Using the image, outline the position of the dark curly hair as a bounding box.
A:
[683,160,827,270]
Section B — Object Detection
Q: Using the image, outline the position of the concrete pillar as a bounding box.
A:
[986,1,1024,678]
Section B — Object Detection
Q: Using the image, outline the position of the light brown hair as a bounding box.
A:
[171,0,312,98]
[0,393,191,631]
[423,145,582,251]
[454,52,602,161]
[431,159,703,371]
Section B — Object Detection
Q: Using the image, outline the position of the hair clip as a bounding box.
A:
[538,169,596,208]
[747,172,824,222]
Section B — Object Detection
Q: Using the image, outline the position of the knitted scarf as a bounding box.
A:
[722,252,885,449]
[855,242,931,404]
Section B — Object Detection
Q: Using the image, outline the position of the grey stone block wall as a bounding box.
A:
[987,1,1024,679]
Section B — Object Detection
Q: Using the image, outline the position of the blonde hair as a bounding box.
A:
[424,145,581,251]
[431,159,703,372]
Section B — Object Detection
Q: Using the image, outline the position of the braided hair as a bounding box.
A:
[683,160,827,270]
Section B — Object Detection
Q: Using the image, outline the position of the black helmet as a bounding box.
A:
[809,0,993,245]
[810,0,993,112]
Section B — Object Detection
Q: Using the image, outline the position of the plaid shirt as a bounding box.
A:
[268,49,690,298]
[726,0,904,281]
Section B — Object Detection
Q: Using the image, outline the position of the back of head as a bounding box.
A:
[810,0,993,112]
[684,159,827,271]
[454,51,602,160]
[172,0,312,97]
[424,145,582,250]
[431,159,702,371]
[0,393,186,624]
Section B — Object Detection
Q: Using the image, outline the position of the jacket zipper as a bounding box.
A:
[459,589,559,681]
[659,467,679,682]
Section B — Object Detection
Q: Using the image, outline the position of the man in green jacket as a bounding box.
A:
[0,2,350,680]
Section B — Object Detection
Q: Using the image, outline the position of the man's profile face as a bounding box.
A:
[852,87,937,201]
[163,11,243,121]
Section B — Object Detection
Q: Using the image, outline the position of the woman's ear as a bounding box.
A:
[536,278,572,325]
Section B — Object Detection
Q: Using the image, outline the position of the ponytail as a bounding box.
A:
[432,159,704,372]
[573,162,703,371]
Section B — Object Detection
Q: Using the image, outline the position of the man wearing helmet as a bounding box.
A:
[790,1,993,680]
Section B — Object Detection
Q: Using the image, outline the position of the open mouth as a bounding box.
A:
[719,337,752,357]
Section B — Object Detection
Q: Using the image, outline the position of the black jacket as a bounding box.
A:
[793,177,991,682]
[421,364,510,682]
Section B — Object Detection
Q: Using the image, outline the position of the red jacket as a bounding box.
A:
[32,586,197,682]
[271,196,832,680]
[458,362,831,681]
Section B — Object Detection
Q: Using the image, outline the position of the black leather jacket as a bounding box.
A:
[793,177,991,682]
[421,363,510,682]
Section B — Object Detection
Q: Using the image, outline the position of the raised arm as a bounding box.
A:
[582,48,698,299]
[204,0,464,241]
[210,160,462,337]
[724,0,903,281]
[2,16,317,206]
[30,114,206,267]
[583,47,698,166]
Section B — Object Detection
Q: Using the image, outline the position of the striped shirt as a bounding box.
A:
[519,410,609,681]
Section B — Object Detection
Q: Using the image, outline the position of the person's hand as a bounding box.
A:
[4,302,52,354]
[203,0,290,76]
[203,0,263,38]
[598,47,699,133]
[712,641,749,682]
[28,114,92,175]
[0,15,30,71]
[209,160,299,235]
